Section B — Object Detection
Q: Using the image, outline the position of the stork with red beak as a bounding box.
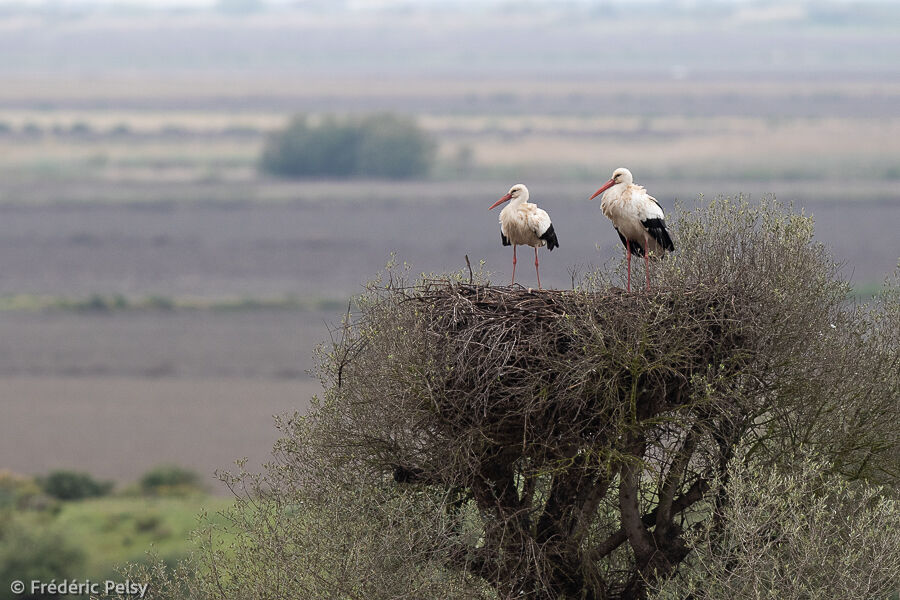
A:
[489,183,559,289]
[590,168,674,292]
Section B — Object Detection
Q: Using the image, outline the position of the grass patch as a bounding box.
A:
[55,495,234,579]
[6,495,234,582]
[851,281,885,298]
[0,293,345,313]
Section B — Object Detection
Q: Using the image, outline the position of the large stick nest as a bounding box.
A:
[329,279,764,478]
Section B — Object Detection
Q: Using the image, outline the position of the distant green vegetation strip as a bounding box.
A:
[851,282,888,299]
[0,293,347,312]
[0,287,884,311]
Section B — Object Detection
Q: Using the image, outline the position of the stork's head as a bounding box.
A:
[590,167,633,200]
[489,183,529,210]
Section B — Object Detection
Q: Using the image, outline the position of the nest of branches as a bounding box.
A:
[326,279,763,478]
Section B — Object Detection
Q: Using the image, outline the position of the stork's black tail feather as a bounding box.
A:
[540,224,559,251]
[617,229,645,257]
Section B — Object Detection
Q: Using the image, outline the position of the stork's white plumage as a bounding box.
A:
[489,183,559,289]
[590,168,674,292]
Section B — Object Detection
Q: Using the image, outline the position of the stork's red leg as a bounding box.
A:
[534,246,541,290]
[511,244,517,285]
[626,241,632,293]
[644,236,651,291]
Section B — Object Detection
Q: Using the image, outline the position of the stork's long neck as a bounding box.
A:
[510,194,528,208]
[601,183,625,202]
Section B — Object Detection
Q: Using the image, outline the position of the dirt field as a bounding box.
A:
[0,310,334,379]
[0,183,895,300]
[0,377,319,490]
[0,182,895,487]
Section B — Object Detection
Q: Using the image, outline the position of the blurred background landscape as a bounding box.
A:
[0,0,898,589]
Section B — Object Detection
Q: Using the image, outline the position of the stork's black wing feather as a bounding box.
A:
[539,223,559,251]
[641,218,675,252]
[501,232,511,247]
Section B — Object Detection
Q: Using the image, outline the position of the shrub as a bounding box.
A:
[102,553,197,600]
[0,471,48,511]
[259,113,435,179]
[139,465,204,496]
[142,295,175,311]
[649,453,900,600]
[69,121,93,136]
[355,113,436,178]
[131,198,900,600]
[109,123,132,136]
[38,470,113,501]
[22,122,43,136]
[0,515,85,600]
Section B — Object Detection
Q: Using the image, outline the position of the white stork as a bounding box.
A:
[489,183,559,289]
[590,168,674,292]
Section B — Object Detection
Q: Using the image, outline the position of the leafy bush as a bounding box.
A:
[22,122,43,136]
[0,515,85,600]
[354,113,436,178]
[69,121,93,136]
[260,113,435,179]
[139,465,204,496]
[0,471,49,511]
[102,553,196,600]
[39,470,113,501]
[650,453,900,600]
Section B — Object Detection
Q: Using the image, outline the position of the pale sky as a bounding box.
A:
[1,0,897,12]
[4,0,886,5]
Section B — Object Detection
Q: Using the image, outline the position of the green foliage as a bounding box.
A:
[0,471,52,512]
[0,293,344,312]
[176,444,494,600]
[650,453,900,600]
[354,113,436,178]
[0,514,85,600]
[22,122,43,136]
[102,552,199,600]
[0,493,232,598]
[52,293,129,312]
[52,495,232,579]
[139,465,205,497]
[69,121,93,136]
[260,113,436,179]
[142,295,175,311]
[0,466,231,599]
[38,470,113,501]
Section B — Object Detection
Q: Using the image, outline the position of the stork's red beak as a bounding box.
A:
[590,179,616,200]
[489,193,512,210]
